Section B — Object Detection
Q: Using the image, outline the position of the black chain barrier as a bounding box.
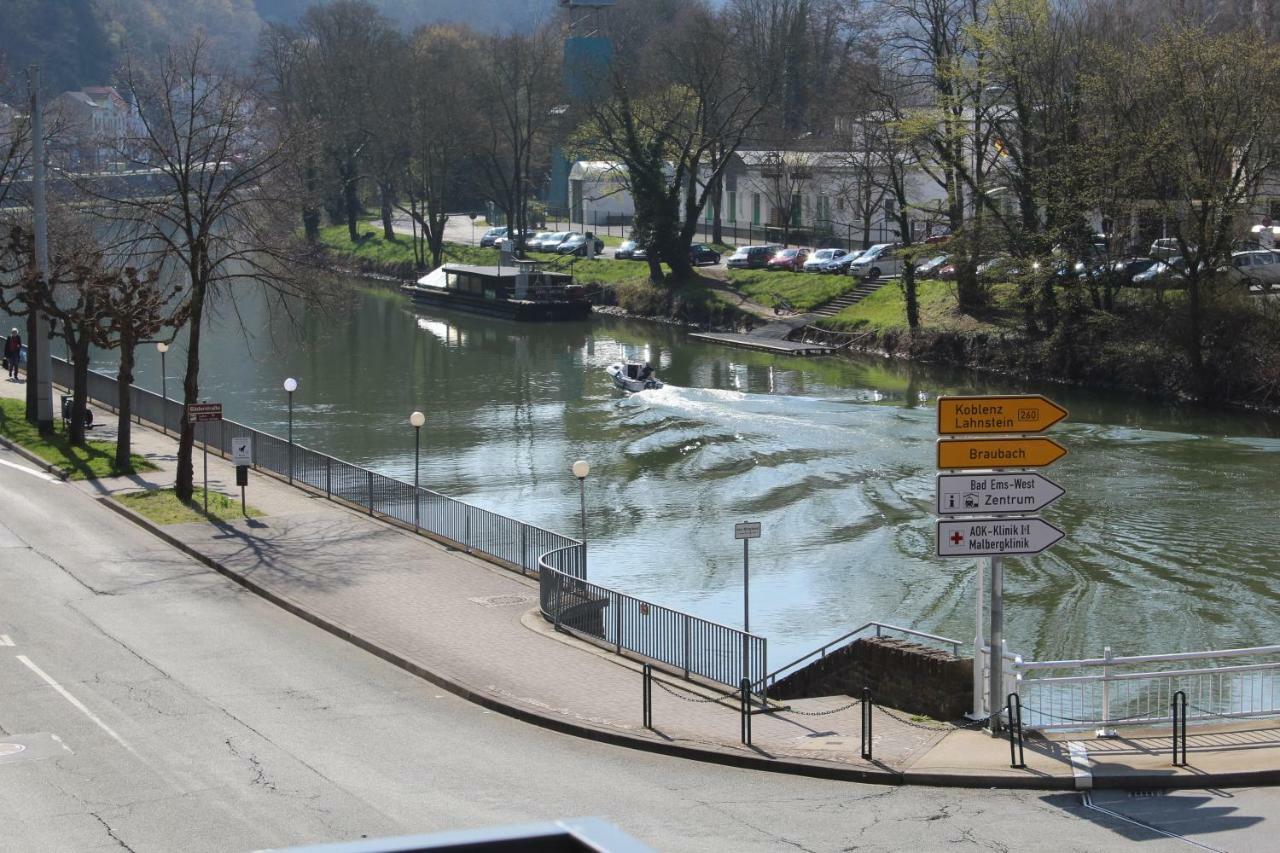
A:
[651,676,741,704]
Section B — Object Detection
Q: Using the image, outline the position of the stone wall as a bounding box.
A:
[770,637,973,721]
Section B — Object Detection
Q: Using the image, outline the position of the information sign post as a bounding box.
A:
[934,394,1068,734]
[734,521,762,689]
[187,403,223,514]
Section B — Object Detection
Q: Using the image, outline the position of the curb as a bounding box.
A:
[0,433,71,480]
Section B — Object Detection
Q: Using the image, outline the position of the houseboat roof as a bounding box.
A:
[441,263,572,280]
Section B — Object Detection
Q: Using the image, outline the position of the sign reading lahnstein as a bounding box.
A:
[936,472,1065,516]
[937,436,1067,470]
[936,517,1064,557]
[937,395,1068,435]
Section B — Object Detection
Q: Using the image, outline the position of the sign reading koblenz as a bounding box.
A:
[938,395,1068,435]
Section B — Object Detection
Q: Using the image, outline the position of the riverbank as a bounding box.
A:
[811,278,1280,411]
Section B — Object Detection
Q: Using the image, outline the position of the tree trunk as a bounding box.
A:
[646,255,664,284]
[1186,273,1205,389]
[25,311,39,425]
[175,279,206,503]
[344,165,361,242]
[115,337,135,473]
[710,173,723,245]
[903,263,920,329]
[380,184,395,241]
[69,332,91,447]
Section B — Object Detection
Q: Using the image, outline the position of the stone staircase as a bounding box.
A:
[810,277,891,317]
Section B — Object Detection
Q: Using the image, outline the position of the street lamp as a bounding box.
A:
[572,459,590,546]
[410,410,425,530]
[283,377,297,483]
[156,342,169,435]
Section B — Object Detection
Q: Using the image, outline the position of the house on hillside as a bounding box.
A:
[48,86,141,172]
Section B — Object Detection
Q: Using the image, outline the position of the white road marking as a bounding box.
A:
[1068,740,1092,790]
[0,456,58,482]
[16,655,132,752]
[0,634,13,646]
[1082,792,1225,852]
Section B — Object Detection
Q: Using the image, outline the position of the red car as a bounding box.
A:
[767,248,809,272]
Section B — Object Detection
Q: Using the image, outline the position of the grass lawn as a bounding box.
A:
[817,278,1022,333]
[0,398,156,479]
[727,269,854,312]
[115,487,263,525]
[319,224,501,268]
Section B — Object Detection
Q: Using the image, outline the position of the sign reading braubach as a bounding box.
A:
[936,435,1067,470]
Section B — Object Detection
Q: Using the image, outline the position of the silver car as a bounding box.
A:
[848,243,902,280]
[802,248,847,273]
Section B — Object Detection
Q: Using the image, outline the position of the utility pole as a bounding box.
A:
[27,66,54,434]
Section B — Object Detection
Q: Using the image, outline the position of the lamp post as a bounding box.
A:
[156,342,169,435]
[410,410,425,530]
[572,459,589,576]
[283,377,297,483]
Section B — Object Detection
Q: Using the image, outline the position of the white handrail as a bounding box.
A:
[1016,644,1280,671]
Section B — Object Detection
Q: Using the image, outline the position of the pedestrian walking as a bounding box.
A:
[3,328,21,381]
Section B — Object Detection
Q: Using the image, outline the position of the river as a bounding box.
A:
[41,279,1280,666]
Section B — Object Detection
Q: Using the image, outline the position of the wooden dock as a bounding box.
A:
[687,332,835,356]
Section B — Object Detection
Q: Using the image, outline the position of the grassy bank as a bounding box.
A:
[116,487,262,525]
[727,269,855,313]
[0,398,156,479]
[818,279,1021,333]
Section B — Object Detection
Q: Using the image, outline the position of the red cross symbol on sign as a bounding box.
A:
[950,531,965,545]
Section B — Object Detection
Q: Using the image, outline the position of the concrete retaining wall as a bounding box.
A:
[771,637,973,721]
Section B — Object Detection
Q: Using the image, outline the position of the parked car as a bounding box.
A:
[492,231,527,251]
[824,248,863,274]
[726,245,782,269]
[557,232,605,256]
[1109,257,1159,286]
[976,255,1026,281]
[1132,256,1205,286]
[803,248,846,273]
[689,243,721,265]
[1225,250,1280,288]
[848,243,902,279]
[479,226,507,248]
[616,239,640,260]
[536,231,571,252]
[525,231,556,251]
[915,254,950,279]
[767,247,809,272]
[1149,238,1196,260]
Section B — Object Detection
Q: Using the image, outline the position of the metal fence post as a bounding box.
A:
[1007,693,1025,768]
[367,470,374,516]
[861,686,873,760]
[642,664,653,730]
[614,593,622,654]
[251,431,258,471]
[1172,690,1187,766]
[465,508,472,553]
[1099,645,1115,737]
[519,525,528,575]
[325,456,331,499]
[683,615,690,678]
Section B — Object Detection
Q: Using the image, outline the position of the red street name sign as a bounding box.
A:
[187,403,223,423]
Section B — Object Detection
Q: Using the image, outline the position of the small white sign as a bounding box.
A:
[937,516,1064,557]
[734,522,762,540]
[231,436,252,467]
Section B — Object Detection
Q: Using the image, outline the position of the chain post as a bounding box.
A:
[740,678,752,746]
[861,686,872,761]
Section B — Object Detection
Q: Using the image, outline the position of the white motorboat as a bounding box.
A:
[607,362,664,392]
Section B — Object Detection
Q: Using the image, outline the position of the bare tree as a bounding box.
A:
[469,28,560,255]
[92,38,306,501]
[396,26,480,270]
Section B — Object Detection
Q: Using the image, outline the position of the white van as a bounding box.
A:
[848,243,902,280]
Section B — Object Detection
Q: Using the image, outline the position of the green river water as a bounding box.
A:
[48,280,1280,666]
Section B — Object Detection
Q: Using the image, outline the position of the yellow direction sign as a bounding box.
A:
[937,395,1068,435]
[937,436,1067,470]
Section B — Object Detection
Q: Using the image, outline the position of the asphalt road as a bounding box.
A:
[0,446,1275,852]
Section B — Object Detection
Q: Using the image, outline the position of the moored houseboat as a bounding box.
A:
[401,260,591,321]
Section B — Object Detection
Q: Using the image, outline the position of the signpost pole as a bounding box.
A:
[972,558,985,720]
[988,555,1003,735]
[202,420,209,514]
[742,535,750,689]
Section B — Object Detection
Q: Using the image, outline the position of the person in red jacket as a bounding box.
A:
[3,328,21,381]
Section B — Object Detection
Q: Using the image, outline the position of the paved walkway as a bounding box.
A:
[4,377,1279,789]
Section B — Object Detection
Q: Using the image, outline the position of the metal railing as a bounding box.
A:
[1014,644,1280,731]
[539,544,767,692]
[57,358,768,694]
[55,358,579,575]
[759,621,963,694]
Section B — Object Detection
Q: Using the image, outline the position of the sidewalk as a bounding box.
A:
[6,378,1280,790]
